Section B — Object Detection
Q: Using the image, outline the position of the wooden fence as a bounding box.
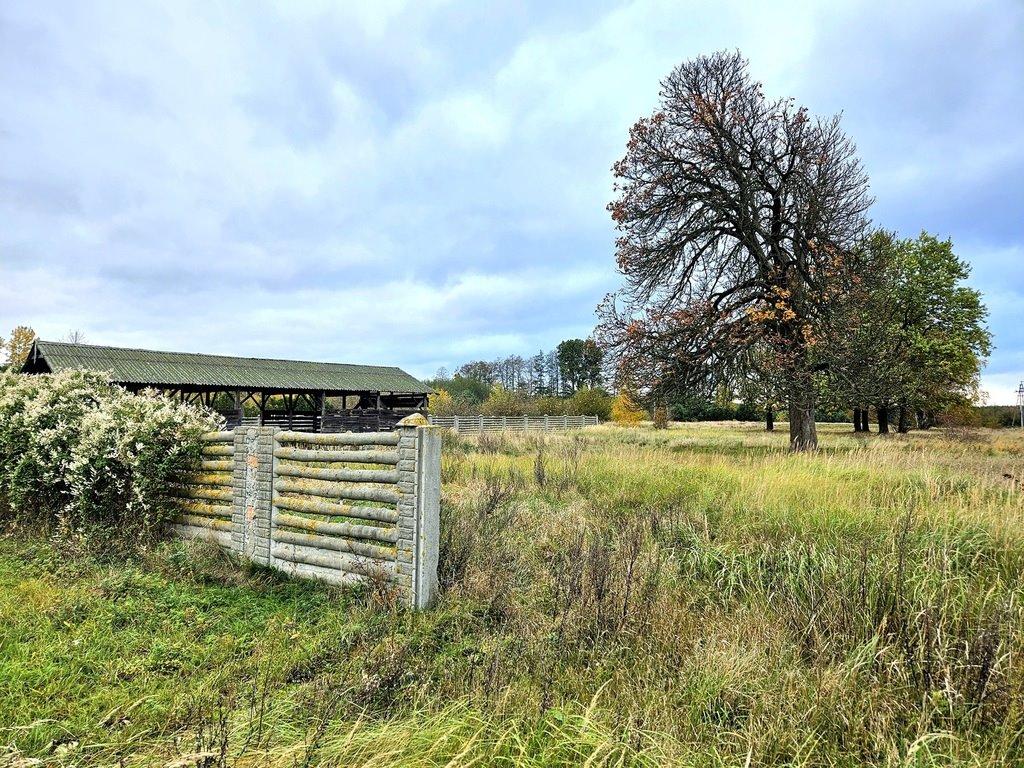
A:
[222,410,413,433]
[427,414,599,434]
[169,415,440,608]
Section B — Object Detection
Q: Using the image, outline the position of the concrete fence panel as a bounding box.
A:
[169,415,441,608]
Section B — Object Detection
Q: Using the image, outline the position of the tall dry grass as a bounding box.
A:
[1,422,1021,766]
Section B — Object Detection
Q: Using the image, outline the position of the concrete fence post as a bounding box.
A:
[415,421,441,609]
[395,414,441,609]
[230,425,275,566]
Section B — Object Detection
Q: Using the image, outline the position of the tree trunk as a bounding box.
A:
[877,406,890,434]
[788,384,817,451]
[765,407,774,432]
[859,408,870,433]
[897,405,909,434]
[853,407,863,432]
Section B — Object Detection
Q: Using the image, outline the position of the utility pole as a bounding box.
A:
[1017,380,1024,428]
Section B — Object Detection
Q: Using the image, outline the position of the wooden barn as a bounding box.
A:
[21,340,431,432]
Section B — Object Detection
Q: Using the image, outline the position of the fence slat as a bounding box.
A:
[186,472,233,487]
[274,478,400,505]
[176,513,233,531]
[275,463,399,485]
[272,494,399,524]
[178,500,233,518]
[201,444,234,457]
[182,486,233,503]
[200,460,233,472]
[273,447,399,465]
[275,511,397,544]
[276,430,400,446]
[271,542,393,580]
[169,523,232,547]
[273,529,394,562]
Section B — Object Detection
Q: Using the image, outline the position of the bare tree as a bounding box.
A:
[62,329,87,344]
[598,50,872,450]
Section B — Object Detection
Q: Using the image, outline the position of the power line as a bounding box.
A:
[1017,380,1024,429]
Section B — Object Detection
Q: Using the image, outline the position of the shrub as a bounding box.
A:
[480,385,530,416]
[567,387,613,421]
[610,392,645,425]
[0,370,218,549]
[937,405,985,443]
[428,388,457,416]
[526,395,569,417]
[733,400,759,421]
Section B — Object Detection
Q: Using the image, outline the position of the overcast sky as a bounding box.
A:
[1,0,1021,403]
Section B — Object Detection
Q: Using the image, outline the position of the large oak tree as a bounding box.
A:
[598,51,872,450]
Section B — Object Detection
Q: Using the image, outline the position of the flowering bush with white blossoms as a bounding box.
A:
[0,369,219,549]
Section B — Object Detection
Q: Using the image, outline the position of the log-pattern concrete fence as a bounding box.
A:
[170,415,440,608]
[427,414,599,434]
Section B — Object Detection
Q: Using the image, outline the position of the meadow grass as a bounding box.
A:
[1,422,1022,766]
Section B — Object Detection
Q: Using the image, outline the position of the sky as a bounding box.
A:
[1,0,1022,403]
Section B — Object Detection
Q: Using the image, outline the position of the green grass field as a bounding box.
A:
[2,423,1022,767]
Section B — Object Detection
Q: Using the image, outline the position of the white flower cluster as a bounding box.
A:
[0,369,219,548]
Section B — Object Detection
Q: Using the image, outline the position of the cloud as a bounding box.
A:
[1,0,1021,392]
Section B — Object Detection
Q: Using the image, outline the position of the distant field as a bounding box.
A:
[2,423,1022,766]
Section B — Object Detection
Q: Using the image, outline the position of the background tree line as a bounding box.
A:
[428,338,612,418]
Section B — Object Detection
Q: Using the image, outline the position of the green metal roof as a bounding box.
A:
[24,340,431,394]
